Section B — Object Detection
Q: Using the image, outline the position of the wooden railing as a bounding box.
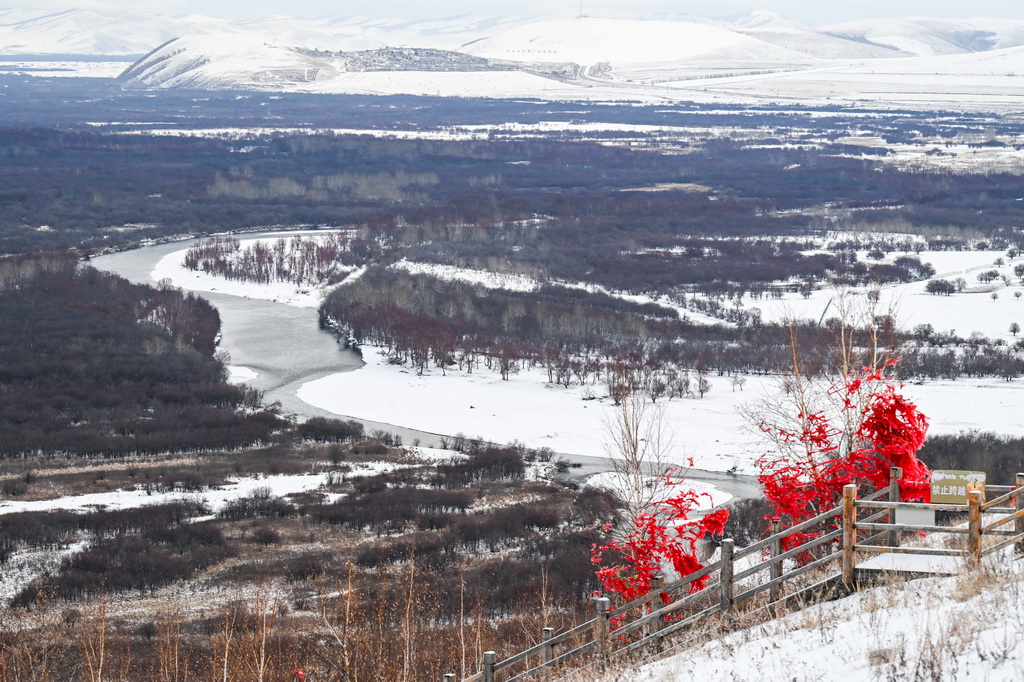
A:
[448,470,1024,682]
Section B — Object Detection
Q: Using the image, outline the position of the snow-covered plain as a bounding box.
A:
[746,249,1024,340]
[0,59,131,77]
[140,240,1024,478]
[295,345,1024,476]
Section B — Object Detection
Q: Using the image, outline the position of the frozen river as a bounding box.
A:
[91,233,761,501]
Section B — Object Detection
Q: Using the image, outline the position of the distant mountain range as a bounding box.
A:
[5,9,1024,109]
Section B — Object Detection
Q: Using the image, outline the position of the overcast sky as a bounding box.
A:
[21,1,1024,24]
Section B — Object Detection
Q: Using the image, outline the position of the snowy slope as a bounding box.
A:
[739,26,907,59]
[0,8,534,56]
[822,17,1024,57]
[618,557,1024,682]
[0,8,234,55]
[462,17,808,65]
[118,34,564,97]
[657,44,1024,110]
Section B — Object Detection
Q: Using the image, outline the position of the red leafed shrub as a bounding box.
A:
[591,470,729,605]
[757,361,930,559]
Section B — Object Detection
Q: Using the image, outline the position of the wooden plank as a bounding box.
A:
[735,551,842,605]
[482,651,497,682]
[982,509,1024,533]
[593,597,610,671]
[734,504,844,564]
[609,561,721,618]
[859,509,889,525]
[769,519,783,610]
[461,673,483,682]
[968,491,982,564]
[642,603,720,643]
[863,486,892,502]
[540,627,554,668]
[646,574,665,644]
[982,488,1019,510]
[616,580,722,638]
[889,468,902,548]
[857,530,889,547]
[854,544,963,557]
[769,551,842,586]
[856,521,968,534]
[543,641,595,670]
[733,532,779,560]
[857,500,967,512]
[733,528,843,581]
[719,539,735,614]
[843,484,857,584]
[1016,473,1024,555]
[495,642,544,671]
[981,533,1024,557]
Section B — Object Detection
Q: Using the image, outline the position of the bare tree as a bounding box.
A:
[744,289,901,468]
[602,384,677,525]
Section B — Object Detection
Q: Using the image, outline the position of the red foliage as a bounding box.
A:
[757,362,930,559]
[590,470,729,606]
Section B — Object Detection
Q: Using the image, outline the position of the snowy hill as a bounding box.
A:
[0,8,234,55]
[117,34,563,96]
[821,17,1024,57]
[0,8,532,56]
[461,17,808,65]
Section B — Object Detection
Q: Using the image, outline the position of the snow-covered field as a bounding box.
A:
[0,60,130,77]
[747,249,1024,340]
[296,345,1024,476]
[142,240,1024,480]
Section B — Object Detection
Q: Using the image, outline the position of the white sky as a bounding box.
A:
[16,1,1024,24]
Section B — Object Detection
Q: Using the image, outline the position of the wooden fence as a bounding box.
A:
[446,470,1024,682]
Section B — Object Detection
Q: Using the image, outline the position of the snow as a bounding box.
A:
[227,365,259,383]
[141,235,1024,480]
[0,59,131,77]
[0,472,327,518]
[392,259,539,292]
[857,552,961,574]
[149,230,348,308]
[585,471,732,511]
[619,549,1024,682]
[298,346,768,475]
[463,17,806,65]
[743,250,1024,342]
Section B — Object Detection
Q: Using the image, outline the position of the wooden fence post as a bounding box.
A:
[842,484,858,586]
[769,519,783,614]
[443,675,456,682]
[593,597,610,671]
[1016,473,1024,555]
[888,467,903,548]
[719,538,735,614]
[482,651,497,682]
[646,573,665,647]
[540,626,555,669]
[968,490,982,565]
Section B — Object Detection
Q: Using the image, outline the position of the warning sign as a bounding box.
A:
[930,470,986,504]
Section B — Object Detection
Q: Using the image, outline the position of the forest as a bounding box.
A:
[0,254,282,458]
